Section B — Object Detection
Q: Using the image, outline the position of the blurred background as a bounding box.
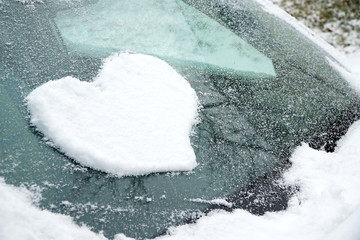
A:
[271,0,360,55]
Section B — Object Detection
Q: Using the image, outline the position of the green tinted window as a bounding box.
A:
[55,0,276,77]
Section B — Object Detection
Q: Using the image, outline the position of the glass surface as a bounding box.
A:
[54,0,276,77]
[0,0,357,239]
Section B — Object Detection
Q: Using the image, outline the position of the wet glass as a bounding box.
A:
[0,0,357,239]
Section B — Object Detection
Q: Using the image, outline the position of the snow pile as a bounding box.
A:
[0,178,107,240]
[155,120,360,240]
[26,53,199,177]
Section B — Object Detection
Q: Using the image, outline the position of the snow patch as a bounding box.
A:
[344,52,360,76]
[0,178,107,240]
[326,57,360,93]
[188,198,233,208]
[26,53,199,177]
[154,120,360,240]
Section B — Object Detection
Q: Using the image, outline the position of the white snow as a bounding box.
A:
[326,57,360,93]
[187,198,233,208]
[155,119,360,240]
[0,178,107,240]
[344,52,360,77]
[26,53,199,177]
[326,206,360,240]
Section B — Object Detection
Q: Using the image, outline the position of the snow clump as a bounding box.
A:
[26,53,199,177]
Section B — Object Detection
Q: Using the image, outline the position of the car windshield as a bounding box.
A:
[0,0,357,239]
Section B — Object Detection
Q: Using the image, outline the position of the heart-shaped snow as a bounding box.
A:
[26,53,199,176]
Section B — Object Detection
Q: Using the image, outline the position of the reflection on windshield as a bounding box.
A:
[54,0,276,77]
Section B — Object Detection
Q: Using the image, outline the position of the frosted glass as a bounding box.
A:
[55,0,276,77]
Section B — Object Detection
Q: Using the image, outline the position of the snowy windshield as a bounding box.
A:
[0,0,357,239]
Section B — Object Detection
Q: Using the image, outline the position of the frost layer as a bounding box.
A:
[26,53,199,176]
